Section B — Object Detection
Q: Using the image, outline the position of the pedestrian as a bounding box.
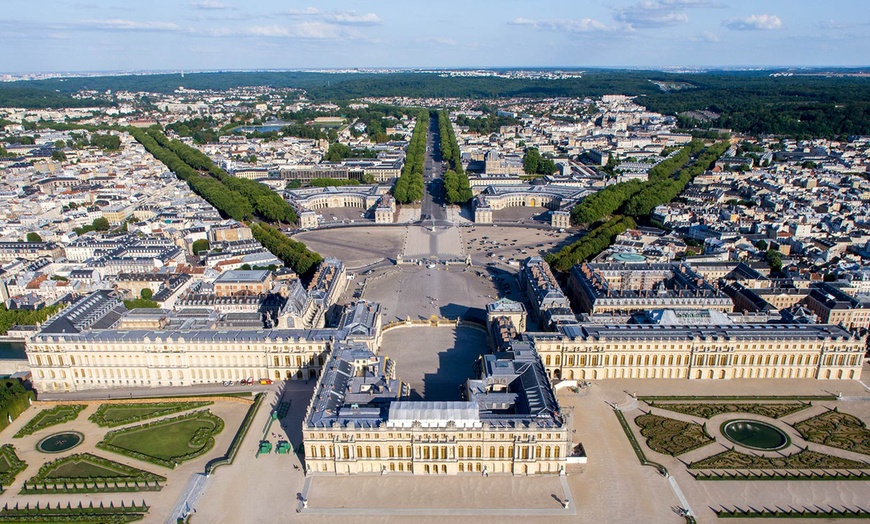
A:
[563,499,570,509]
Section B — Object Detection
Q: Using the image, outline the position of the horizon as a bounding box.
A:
[2,0,869,74]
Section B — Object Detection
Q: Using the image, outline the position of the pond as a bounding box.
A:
[37,431,84,453]
[721,419,789,451]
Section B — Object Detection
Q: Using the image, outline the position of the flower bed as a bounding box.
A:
[635,413,715,456]
[793,408,870,456]
[88,401,213,428]
[13,405,86,438]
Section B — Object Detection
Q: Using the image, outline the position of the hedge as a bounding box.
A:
[88,401,213,428]
[14,405,86,438]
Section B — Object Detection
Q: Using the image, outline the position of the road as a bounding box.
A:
[420,114,449,226]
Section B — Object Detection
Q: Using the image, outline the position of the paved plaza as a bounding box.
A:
[293,226,406,269]
[380,325,487,401]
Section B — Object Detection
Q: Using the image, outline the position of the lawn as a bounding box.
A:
[89,401,213,427]
[14,404,86,438]
[98,410,225,468]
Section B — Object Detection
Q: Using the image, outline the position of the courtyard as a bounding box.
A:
[380,325,488,401]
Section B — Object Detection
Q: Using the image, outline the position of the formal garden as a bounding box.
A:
[13,405,86,438]
[97,410,225,469]
[793,408,870,457]
[634,413,715,456]
[21,453,166,494]
[649,401,811,420]
[0,445,26,492]
[88,401,213,428]
[688,448,867,471]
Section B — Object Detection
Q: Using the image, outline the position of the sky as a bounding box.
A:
[1,0,868,73]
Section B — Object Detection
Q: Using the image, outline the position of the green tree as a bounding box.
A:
[25,232,42,242]
[523,148,541,175]
[192,239,210,255]
[51,150,66,161]
[755,239,768,251]
[93,217,110,231]
[140,288,153,300]
[765,249,783,273]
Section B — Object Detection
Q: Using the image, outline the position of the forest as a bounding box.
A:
[5,70,870,137]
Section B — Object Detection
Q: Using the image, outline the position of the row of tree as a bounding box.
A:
[570,141,704,226]
[0,303,65,336]
[393,110,429,204]
[137,128,298,224]
[621,141,729,217]
[435,110,463,174]
[546,216,637,272]
[443,170,473,204]
[249,222,322,278]
[323,143,377,162]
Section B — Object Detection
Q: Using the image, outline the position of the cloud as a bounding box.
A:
[723,14,782,30]
[612,0,721,29]
[415,36,457,46]
[278,7,381,26]
[691,31,720,42]
[190,0,233,9]
[324,12,382,26]
[79,19,184,32]
[209,22,364,40]
[509,17,610,33]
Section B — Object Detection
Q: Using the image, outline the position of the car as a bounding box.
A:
[259,378,273,385]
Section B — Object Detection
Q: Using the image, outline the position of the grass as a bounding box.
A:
[0,445,26,491]
[13,405,86,438]
[650,402,811,420]
[639,395,837,402]
[688,448,868,470]
[21,453,165,494]
[635,413,715,456]
[98,410,224,469]
[89,401,213,428]
[793,408,870,456]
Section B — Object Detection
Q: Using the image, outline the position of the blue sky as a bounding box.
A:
[2,0,868,73]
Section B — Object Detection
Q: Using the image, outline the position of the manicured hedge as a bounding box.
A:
[22,452,165,494]
[97,410,224,469]
[14,405,85,438]
[205,393,265,475]
[0,445,27,492]
[88,401,213,428]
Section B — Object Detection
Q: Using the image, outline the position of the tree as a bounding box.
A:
[755,239,768,251]
[765,249,783,273]
[25,232,42,242]
[93,217,110,231]
[523,148,541,175]
[285,179,301,189]
[240,263,252,270]
[140,288,153,300]
[192,239,210,255]
[51,150,66,161]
